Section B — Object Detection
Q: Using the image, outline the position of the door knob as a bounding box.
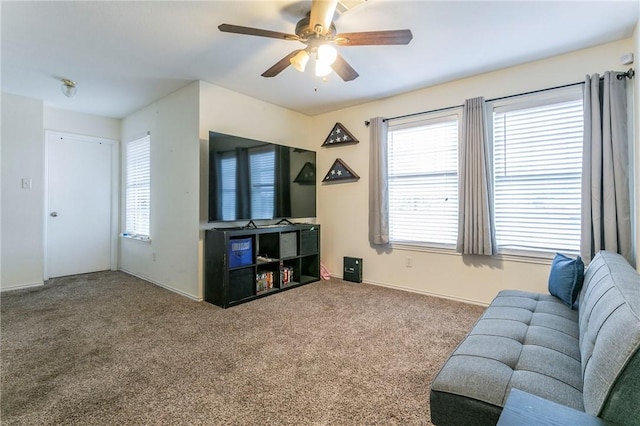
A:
[50,212,58,217]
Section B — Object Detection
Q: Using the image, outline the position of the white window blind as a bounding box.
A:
[492,89,583,254]
[125,134,151,237]
[249,145,275,219]
[388,113,459,246]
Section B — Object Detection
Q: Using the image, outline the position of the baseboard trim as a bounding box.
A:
[331,274,489,307]
[119,269,202,302]
[1,281,45,292]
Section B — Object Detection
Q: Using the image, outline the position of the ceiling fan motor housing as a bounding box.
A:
[295,15,337,42]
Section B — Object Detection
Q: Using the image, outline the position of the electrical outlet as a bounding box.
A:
[21,178,32,189]
[152,252,157,261]
[405,257,413,268]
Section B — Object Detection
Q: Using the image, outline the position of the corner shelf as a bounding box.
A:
[204,223,321,308]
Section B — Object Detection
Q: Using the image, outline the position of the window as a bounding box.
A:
[490,88,583,255]
[125,134,151,238]
[384,86,583,255]
[388,112,460,247]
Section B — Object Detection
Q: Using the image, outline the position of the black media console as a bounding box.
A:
[204,223,320,308]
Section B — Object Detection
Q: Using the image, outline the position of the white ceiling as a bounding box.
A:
[1,1,638,119]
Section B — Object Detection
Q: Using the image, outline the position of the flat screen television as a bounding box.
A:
[208,131,316,222]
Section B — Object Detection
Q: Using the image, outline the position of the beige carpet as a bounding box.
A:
[1,271,484,425]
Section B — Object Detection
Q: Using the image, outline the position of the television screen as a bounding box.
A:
[208,131,316,222]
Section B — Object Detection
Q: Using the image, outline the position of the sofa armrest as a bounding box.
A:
[497,389,611,426]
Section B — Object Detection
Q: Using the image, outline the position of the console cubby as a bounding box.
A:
[301,255,320,284]
[229,267,254,301]
[281,258,300,287]
[204,224,321,308]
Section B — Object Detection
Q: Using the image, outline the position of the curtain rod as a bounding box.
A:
[617,67,635,80]
[364,68,634,127]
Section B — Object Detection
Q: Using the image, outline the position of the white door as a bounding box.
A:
[46,132,115,278]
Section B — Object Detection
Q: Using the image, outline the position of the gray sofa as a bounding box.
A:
[430,250,640,425]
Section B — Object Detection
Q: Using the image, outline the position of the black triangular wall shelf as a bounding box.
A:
[322,158,360,183]
[321,122,359,147]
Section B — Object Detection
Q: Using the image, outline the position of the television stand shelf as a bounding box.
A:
[204,223,320,308]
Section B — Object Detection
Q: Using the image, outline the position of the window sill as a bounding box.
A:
[390,242,458,256]
[390,243,559,265]
[120,233,152,244]
[494,252,554,265]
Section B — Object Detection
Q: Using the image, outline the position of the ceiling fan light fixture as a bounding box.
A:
[317,44,337,65]
[290,50,310,72]
[315,60,333,77]
[60,78,77,98]
[218,0,411,82]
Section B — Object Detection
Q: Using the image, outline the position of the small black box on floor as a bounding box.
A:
[343,257,363,283]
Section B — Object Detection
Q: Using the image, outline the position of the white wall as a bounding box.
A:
[44,107,120,141]
[314,38,636,305]
[198,81,313,296]
[3,35,637,301]
[1,98,122,291]
[120,82,201,299]
[119,80,312,300]
[1,94,44,290]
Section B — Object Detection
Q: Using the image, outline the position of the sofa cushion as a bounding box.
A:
[577,251,640,425]
[548,253,584,308]
[430,291,582,426]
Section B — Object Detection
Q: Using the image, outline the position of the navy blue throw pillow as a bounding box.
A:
[548,253,585,309]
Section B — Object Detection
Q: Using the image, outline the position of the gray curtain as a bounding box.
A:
[457,97,496,255]
[581,72,632,265]
[368,117,389,245]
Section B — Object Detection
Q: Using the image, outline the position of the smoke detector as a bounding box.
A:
[335,0,368,15]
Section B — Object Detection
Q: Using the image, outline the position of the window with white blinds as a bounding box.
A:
[388,113,460,247]
[125,134,151,237]
[491,88,583,255]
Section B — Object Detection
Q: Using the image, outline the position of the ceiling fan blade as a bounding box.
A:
[331,54,359,82]
[309,0,338,36]
[218,24,299,41]
[335,29,413,46]
[262,50,302,78]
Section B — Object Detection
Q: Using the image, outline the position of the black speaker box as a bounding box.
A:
[343,257,363,283]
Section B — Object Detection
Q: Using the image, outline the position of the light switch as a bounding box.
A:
[21,178,32,189]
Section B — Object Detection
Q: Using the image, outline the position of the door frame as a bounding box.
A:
[43,130,120,280]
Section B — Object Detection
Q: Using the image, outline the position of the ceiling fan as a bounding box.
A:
[218,0,413,81]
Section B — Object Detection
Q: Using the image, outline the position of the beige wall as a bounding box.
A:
[44,107,121,141]
[198,81,313,298]
[120,80,314,300]
[120,82,201,299]
[1,94,44,290]
[635,16,640,271]
[314,38,635,305]
[1,97,120,290]
[2,35,637,301]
